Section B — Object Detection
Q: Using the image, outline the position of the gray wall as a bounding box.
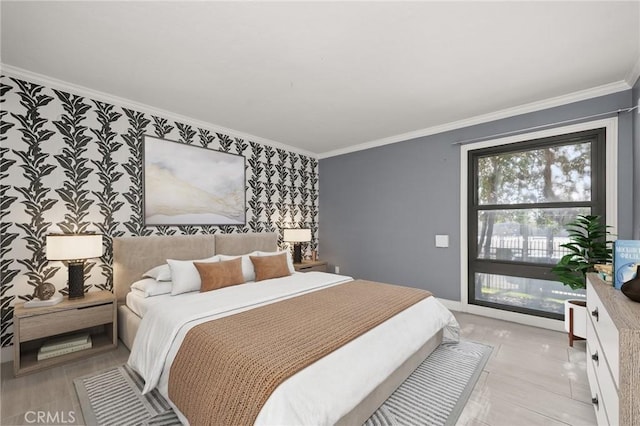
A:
[633,77,640,239]
[319,90,634,301]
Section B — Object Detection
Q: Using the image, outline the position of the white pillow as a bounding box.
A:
[256,250,295,274]
[168,255,220,295]
[131,288,146,298]
[142,264,172,282]
[131,278,172,297]
[218,252,259,282]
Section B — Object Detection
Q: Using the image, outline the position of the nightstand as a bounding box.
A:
[13,290,117,376]
[294,260,328,272]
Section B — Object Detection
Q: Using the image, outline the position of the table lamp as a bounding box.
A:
[46,234,103,299]
[283,228,311,264]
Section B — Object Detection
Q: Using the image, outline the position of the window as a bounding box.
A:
[468,128,606,319]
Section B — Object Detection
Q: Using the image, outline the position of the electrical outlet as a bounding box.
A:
[435,235,449,248]
[335,266,340,274]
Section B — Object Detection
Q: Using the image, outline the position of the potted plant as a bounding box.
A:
[551,214,612,345]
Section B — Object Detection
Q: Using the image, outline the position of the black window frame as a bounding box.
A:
[467,128,607,320]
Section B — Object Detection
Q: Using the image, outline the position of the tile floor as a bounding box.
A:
[455,311,596,426]
[0,312,596,426]
[0,345,129,425]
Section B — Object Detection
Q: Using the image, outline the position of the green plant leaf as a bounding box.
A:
[552,214,612,290]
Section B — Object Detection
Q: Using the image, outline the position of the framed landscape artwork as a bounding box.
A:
[143,135,246,226]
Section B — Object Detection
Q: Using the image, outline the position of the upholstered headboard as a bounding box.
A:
[215,232,278,256]
[112,232,278,303]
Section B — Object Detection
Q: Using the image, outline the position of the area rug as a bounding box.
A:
[74,340,491,426]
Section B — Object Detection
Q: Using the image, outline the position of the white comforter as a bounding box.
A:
[128,272,459,425]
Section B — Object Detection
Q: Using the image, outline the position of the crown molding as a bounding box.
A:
[1,64,318,159]
[2,64,632,162]
[318,80,631,159]
[626,56,640,87]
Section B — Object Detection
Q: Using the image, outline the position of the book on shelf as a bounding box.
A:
[37,338,92,360]
[613,240,640,289]
[39,332,91,353]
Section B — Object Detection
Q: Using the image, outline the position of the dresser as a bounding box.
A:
[585,273,640,426]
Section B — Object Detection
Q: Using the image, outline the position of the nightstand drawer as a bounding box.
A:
[19,303,113,342]
[296,264,327,272]
[294,260,328,273]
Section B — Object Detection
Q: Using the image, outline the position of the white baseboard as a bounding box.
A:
[463,304,564,332]
[435,298,462,311]
[437,298,564,332]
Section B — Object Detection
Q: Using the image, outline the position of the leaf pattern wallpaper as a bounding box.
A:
[0,75,319,349]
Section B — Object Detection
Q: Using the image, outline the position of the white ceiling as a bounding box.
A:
[2,1,639,157]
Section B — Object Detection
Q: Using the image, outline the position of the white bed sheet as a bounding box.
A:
[128,272,459,425]
[125,290,173,318]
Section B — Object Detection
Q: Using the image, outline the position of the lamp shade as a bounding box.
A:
[46,234,103,261]
[283,228,311,242]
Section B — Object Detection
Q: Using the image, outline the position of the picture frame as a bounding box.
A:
[143,135,246,226]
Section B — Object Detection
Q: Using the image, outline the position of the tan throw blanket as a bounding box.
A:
[168,280,432,426]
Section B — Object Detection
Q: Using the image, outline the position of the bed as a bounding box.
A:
[113,232,458,425]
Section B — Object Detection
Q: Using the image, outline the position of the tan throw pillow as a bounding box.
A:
[250,253,292,281]
[195,258,245,292]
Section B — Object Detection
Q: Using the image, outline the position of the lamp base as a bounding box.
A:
[293,243,303,264]
[68,262,85,299]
